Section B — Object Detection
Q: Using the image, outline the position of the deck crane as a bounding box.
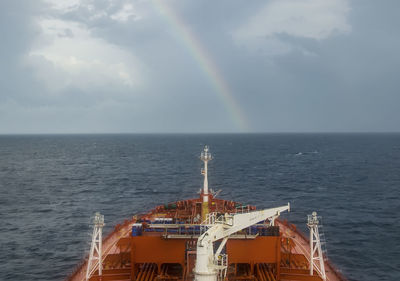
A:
[194,203,290,281]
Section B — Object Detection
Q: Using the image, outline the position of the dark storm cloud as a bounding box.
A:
[0,0,399,133]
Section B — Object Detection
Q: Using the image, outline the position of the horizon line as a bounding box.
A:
[1,131,400,136]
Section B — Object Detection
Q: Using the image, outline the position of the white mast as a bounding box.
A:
[86,212,105,280]
[200,146,212,220]
[200,146,212,202]
[308,211,326,281]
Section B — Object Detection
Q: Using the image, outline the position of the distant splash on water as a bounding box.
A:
[294,150,319,156]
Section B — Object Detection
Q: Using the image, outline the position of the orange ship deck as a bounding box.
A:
[66,196,346,281]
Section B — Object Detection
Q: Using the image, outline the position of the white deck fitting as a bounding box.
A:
[86,212,104,281]
[308,212,327,281]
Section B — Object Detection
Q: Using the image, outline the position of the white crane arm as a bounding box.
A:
[218,204,290,240]
[195,203,290,281]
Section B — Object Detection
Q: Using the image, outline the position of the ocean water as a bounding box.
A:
[0,134,399,281]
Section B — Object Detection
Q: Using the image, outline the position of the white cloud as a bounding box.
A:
[43,0,81,12]
[26,18,143,93]
[45,0,144,22]
[233,0,351,54]
[111,3,139,22]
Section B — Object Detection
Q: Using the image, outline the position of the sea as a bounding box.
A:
[0,133,399,281]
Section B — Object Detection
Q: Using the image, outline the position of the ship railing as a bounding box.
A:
[201,212,216,225]
[234,205,251,214]
[202,212,234,226]
[213,253,228,281]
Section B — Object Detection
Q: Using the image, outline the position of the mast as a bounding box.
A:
[86,212,104,280]
[307,211,326,281]
[200,146,212,221]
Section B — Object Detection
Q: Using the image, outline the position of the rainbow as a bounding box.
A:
[152,1,249,132]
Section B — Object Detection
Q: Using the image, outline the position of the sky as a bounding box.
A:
[0,0,399,133]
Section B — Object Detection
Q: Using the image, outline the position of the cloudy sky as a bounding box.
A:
[0,0,399,133]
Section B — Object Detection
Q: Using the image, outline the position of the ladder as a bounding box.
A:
[317,221,329,261]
